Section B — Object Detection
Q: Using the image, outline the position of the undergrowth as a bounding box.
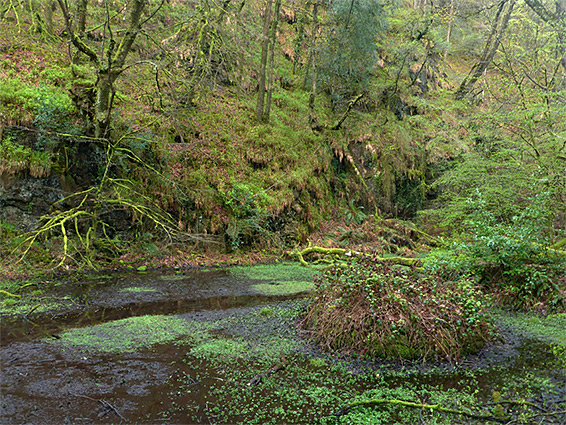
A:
[425,190,566,312]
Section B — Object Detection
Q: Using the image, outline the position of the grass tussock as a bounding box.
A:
[302,257,495,362]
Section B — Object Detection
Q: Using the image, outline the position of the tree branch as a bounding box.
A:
[56,0,99,65]
[330,93,363,130]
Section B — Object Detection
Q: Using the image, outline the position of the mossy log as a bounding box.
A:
[335,399,509,423]
[289,245,421,268]
[380,219,441,247]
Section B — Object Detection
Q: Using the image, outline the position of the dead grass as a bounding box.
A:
[302,257,495,362]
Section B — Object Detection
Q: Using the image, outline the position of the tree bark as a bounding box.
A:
[444,0,454,61]
[302,1,319,93]
[76,0,87,35]
[307,1,319,111]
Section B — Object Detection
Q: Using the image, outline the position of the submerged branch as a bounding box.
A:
[335,398,509,423]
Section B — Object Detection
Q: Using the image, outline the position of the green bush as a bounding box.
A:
[222,182,271,251]
[0,78,73,124]
[34,93,80,150]
[425,190,566,310]
[302,256,494,362]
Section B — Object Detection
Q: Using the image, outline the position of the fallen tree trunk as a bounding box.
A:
[289,245,421,268]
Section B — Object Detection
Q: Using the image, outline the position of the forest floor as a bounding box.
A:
[1,264,565,425]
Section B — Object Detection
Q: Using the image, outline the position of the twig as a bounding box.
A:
[247,356,287,387]
[72,393,127,421]
[24,303,41,317]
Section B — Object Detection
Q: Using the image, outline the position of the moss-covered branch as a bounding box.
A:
[550,238,566,251]
[330,93,364,130]
[289,245,421,268]
[0,290,21,298]
[290,246,351,267]
[335,398,509,423]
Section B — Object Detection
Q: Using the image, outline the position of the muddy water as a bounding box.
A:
[1,269,307,345]
[2,270,565,424]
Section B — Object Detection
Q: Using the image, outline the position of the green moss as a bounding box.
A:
[252,280,314,296]
[0,296,72,317]
[53,315,196,353]
[230,262,318,284]
[1,298,18,307]
[0,280,21,295]
[309,357,327,368]
[118,286,158,293]
[259,307,274,316]
[158,274,187,281]
[0,137,51,177]
[497,311,566,346]
[188,333,298,362]
[49,301,304,356]
[229,262,318,295]
[189,337,249,359]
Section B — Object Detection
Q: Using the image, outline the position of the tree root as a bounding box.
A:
[334,399,509,423]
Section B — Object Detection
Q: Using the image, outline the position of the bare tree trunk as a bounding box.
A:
[264,0,281,121]
[293,11,305,74]
[57,0,151,138]
[256,0,272,122]
[42,0,56,36]
[455,0,516,100]
[444,0,453,61]
[302,0,319,91]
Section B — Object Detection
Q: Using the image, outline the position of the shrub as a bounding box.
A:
[33,93,80,151]
[0,78,73,125]
[425,190,566,311]
[302,257,494,362]
[222,182,271,251]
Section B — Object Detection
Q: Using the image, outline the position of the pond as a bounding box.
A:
[1,264,565,424]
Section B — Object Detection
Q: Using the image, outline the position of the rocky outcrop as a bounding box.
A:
[0,174,63,231]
